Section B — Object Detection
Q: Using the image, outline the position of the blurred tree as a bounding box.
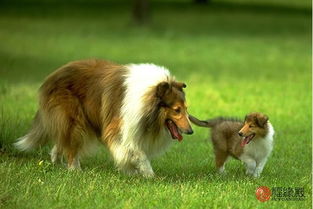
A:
[133,0,150,24]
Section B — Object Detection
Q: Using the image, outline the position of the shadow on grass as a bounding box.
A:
[1,146,272,184]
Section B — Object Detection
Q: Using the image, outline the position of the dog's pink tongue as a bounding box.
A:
[241,137,249,147]
[176,133,183,142]
[167,121,183,142]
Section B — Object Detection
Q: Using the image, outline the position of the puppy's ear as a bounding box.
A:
[173,82,186,91]
[156,82,170,98]
[256,114,269,127]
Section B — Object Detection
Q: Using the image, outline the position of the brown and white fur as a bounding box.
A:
[189,113,274,178]
[14,59,193,177]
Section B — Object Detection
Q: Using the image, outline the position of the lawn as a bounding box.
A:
[0,0,311,208]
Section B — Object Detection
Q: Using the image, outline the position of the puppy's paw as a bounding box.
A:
[217,167,226,175]
[245,169,254,176]
[253,172,261,178]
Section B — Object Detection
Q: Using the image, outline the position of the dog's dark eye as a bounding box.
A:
[249,125,254,128]
[174,107,181,113]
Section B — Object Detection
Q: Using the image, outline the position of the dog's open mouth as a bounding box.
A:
[240,133,255,147]
[166,120,183,142]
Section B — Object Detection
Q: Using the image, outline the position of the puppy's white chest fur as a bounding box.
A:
[239,122,275,177]
[242,133,273,161]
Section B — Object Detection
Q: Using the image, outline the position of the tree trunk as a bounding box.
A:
[193,0,209,4]
[133,0,150,24]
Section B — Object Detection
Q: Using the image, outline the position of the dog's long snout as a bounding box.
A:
[238,132,243,137]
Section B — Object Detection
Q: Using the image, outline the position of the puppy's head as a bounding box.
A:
[238,112,269,146]
[156,81,193,141]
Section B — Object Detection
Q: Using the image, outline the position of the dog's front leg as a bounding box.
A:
[130,150,155,178]
[110,142,154,178]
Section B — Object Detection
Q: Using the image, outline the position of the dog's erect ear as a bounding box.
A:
[156,82,170,98]
[173,82,186,91]
[256,114,269,127]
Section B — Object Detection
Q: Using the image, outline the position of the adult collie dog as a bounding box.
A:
[15,59,193,177]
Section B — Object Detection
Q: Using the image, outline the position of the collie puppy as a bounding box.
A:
[189,113,274,177]
[15,59,193,177]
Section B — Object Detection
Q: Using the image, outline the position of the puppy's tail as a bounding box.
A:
[189,115,226,128]
[14,111,49,151]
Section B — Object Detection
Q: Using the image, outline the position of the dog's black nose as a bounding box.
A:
[238,132,243,137]
[186,129,194,135]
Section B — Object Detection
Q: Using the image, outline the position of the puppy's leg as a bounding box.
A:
[214,149,229,174]
[240,156,256,176]
[254,157,268,178]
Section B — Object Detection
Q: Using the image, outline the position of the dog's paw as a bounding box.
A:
[253,172,261,178]
[245,169,254,176]
[143,172,155,178]
[141,169,155,178]
[119,167,139,176]
[217,167,226,175]
[67,166,82,171]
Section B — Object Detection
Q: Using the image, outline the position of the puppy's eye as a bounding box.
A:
[174,107,181,113]
[249,125,254,128]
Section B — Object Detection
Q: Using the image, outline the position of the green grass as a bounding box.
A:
[0,1,311,208]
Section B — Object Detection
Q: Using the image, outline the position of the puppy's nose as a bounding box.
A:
[238,132,243,137]
[186,129,194,135]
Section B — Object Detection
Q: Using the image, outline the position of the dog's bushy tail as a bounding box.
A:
[189,115,239,128]
[14,111,49,151]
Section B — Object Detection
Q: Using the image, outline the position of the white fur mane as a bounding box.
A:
[120,64,173,158]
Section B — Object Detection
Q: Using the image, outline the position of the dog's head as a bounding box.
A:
[156,81,193,141]
[238,112,269,146]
